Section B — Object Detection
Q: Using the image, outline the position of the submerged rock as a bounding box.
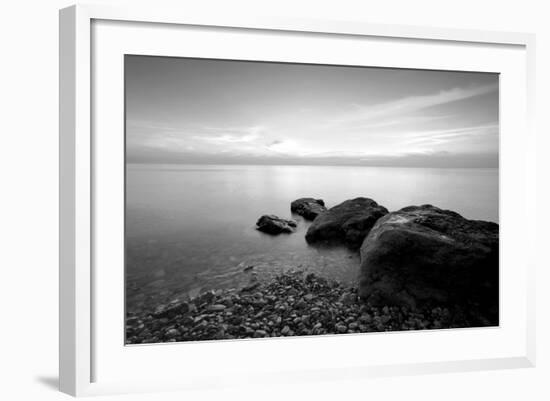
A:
[290,198,327,220]
[358,205,499,323]
[256,215,297,235]
[305,197,388,249]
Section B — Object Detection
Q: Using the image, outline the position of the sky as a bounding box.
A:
[125,55,499,168]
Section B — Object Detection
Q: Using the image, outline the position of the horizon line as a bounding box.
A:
[126,161,499,169]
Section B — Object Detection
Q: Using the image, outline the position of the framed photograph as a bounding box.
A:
[59,4,536,397]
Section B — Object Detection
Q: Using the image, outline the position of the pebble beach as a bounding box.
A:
[126,270,485,344]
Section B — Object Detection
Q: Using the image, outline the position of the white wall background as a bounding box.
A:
[0,0,547,399]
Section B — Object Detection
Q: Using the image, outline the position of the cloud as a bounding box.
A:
[192,133,260,144]
[126,79,498,168]
[330,83,498,127]
[191,124,266,145]
[345,114,452,131]
[265,139,306,156]
[403,123,498,145]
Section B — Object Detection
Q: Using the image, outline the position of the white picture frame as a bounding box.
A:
[59,4,536,397]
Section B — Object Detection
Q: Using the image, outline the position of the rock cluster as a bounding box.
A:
[126,271,480,344]
[138,197,500,344]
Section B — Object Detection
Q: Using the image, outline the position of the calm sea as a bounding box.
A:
[125,164,498,313]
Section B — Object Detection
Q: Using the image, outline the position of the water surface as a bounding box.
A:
[126,164,498,313]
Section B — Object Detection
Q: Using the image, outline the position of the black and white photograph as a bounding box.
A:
[124,55,499,344]
[3,0,547,399]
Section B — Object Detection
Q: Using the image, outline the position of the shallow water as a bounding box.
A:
[125,164,498,313]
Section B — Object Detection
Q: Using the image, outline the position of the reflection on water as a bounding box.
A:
[125,164,498,314]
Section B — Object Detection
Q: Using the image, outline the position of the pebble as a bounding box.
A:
[336,324,348,333]
[359,314,372,324]
[165,328,179,338]
[207,304,226,312]
[340,292,356,305]
[295,300,307,309]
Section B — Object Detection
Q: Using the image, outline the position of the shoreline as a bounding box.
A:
[126,270,493,344]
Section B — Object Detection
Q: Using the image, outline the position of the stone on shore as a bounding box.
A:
[358,204,499,323]
[305,197,388,249]
[125,269,492,345]
[290,198,327,220]
[256,215,297,235]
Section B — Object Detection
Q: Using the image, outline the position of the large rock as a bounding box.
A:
[290,198,327,220]
[305,197,388,249]
[256,215,297,235]
[358,205,499,322]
